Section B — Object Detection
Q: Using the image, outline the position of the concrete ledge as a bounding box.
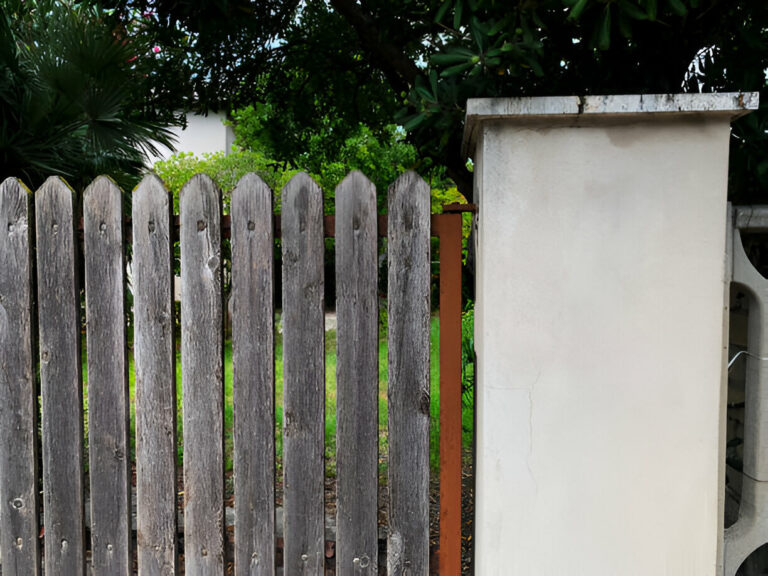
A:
[735,205,768,232]
[463,92,759,157]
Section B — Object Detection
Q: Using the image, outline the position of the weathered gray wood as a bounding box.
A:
[35,176,85,575]
[231,173,276,576]
[281,173,325,575]
[335,171,379,576]
[180,174,225,574]
[132,174,178,575]
[83,176,131,575]
[386,171,431,576]
[0,177,40,575]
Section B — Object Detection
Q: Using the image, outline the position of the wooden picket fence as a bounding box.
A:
[0,170,437,575]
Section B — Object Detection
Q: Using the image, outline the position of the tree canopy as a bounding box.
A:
[3,1,767,200]
[0,0,183,190]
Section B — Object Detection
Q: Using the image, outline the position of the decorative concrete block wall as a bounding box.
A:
[463,94,758,575]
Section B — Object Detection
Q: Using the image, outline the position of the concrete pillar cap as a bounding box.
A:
[462,92,759,158]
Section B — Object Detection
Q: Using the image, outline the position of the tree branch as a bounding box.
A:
[329,0,421,94]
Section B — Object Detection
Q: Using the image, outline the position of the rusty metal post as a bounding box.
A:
[434,213,463,574]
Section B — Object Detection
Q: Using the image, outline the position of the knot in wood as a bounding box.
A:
[419,390,430,416]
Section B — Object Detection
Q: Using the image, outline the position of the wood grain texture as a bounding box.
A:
[386,171,431,576]
[231,173,276,576]
[132,174,178,575]
[83,176,132,575]
[334,171,379,576]
[0,177,40,575]
[281,173,325,575]
[180,174,225,574]
[35,176,85,575]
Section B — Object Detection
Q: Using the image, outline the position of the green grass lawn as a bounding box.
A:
[85,314,474,477]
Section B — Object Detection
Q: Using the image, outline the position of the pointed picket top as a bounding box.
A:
[284,170,319,191]
[83,177,122,232]
[231,172,272,218]
[336,170,376,204]
[1,177,33,247]
[234,171,270,191]
[38,174,74,191]
[135,172,168,195]
[180,173,218,205]
[84,175,121,202]
[338,168,374,189]
[36,175,75,206]
[1,176,32,198]
[282,171,321,200]
[389,170,429,203]
[133,174,171,233]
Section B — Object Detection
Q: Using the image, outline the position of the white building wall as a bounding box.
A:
[146,111,235,164]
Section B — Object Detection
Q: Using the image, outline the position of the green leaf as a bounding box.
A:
[667,0,687,16]
[430,52,474,65]
[598,5,612,50]
[569,0,590,21]
[646,0,657,20]
[487,15,511,36]
[618,11,632,38]
[440,60,476,77]
[453,0,463,29]
[434,0,451,23]
[415,85,436,103]
[402,112,427,132]
[618,1,648,20]
[530,58,544,77]
[757,159,768,178]
[429,69,439,97]
[470,16,486,51]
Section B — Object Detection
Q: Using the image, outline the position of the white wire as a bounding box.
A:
[729,350,768,370]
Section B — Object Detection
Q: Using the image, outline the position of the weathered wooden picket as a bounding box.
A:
[0,171,435,575]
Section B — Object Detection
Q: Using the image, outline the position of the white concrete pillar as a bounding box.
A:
[464,94,758,575]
